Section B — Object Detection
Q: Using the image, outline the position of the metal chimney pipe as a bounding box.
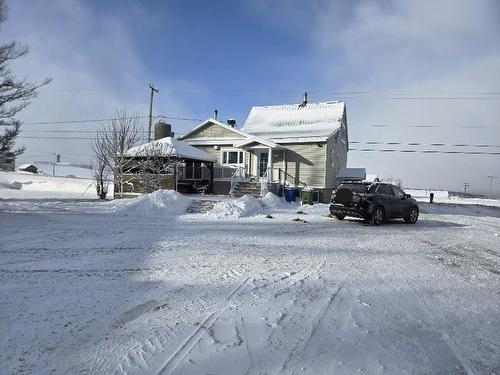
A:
[214,109,218,120]
[303,91,308,106]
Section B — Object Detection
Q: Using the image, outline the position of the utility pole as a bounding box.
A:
[488,175,497,198]
[148,84,159,142]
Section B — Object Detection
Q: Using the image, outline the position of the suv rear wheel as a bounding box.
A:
[335,214,345,220]
[371,206,384,226]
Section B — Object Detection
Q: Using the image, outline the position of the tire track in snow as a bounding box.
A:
[401,269,475,375]
[154,276,250,375]
[279,276,348,374]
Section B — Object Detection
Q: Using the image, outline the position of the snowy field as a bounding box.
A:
[0,171,107,199]
[406,188,500,208]
[0,192,499,374]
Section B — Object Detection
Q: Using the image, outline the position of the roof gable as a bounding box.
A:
[178,118,250,140]
[241,101,345,139]
[233,136,281,149]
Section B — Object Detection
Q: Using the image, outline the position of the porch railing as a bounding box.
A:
[260,167,271,196]
[278,168,307,188]
[229,166,246,195]
[178,165,238,181]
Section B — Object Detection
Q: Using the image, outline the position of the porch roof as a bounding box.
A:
[233,136,283,149]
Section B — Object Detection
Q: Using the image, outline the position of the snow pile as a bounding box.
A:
[261,192,285,208]
[112,190,191,216]
[207,195,262,219]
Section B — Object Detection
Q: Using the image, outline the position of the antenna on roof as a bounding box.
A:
[299,91,308,107]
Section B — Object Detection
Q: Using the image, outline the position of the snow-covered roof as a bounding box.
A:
[17,164,37,170]
[364,174,380,183]
[337,167,366,180]
[241,101,345,139]
[233,136,282,149]
[125,137,216,162]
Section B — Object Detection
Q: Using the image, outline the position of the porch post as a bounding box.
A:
[209,162,214,194]
[282,149,286,184]
[203,161,214,194]
[267,147,272,182]
[173,160,178,191]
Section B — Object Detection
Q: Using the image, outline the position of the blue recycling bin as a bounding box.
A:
[284,187,297,203]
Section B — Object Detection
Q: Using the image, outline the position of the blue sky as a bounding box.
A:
[3,0,500,192]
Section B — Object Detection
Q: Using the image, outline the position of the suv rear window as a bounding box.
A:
[376,184,394,196]
[337,184,368,193]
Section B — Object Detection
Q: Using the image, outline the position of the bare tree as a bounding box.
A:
[383,175,403,188]
[90,133,110,199]
[92,108,141,198]
[0,0,51,162]
[91,159,109,199]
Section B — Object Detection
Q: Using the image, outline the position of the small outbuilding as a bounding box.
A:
[17,164,38,174]
[121,136,217,197]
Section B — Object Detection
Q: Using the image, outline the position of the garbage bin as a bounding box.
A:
[284,187,297,203]
[429,192,434,203]
[301,190,313,205]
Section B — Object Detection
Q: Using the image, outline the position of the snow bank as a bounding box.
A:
[261,192,285,208]
[207,195,262,219]
[112,190,191,216]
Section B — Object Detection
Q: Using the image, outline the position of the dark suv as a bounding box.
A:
[329,182,419,225]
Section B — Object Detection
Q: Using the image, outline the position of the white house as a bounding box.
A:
[178,100,348,202]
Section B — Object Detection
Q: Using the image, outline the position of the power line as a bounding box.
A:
[1,114,204,126]
[349,149,500,155]
[18,136,96,140]
[349,141,500,148]
[22,115,150,125]
[355,124,498,129]
[20,130,151,133]
[7,119,497,129]
[36,87,500,97]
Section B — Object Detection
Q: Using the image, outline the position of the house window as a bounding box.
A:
[221,149,244,166]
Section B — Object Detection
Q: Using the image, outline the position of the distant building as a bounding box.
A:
[17,164,38,174]
[337,167,366,182]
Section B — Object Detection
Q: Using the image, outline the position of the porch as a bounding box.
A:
[178,137,310,197]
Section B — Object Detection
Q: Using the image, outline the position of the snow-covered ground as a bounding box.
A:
[0,171,109,199]
[0,192,499,374]
[406,188,500,207]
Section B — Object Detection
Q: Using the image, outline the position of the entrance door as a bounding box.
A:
[258,152,268,177]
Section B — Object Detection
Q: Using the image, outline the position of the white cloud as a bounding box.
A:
[308,0,500,193]
[2,0,191,165]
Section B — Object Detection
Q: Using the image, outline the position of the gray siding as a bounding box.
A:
[283,143,326,188]
[325,126,348,189]
[190,145,220,161]
[184,123,245,139]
